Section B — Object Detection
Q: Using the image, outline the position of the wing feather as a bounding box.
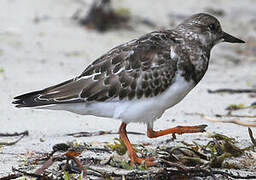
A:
[13,31,179,107]
[78,31,178,101]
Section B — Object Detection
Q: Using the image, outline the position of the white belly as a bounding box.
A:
[42,74,195,124]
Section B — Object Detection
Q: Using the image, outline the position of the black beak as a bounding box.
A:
[222,32,245,43]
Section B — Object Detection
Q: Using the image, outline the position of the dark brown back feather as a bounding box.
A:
[78,31,178,101]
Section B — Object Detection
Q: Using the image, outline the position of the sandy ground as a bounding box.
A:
[0,0,256,177]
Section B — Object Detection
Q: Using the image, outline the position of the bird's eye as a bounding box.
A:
[208,24,216,31]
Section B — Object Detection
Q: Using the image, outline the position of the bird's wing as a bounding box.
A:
[13,31,179,107]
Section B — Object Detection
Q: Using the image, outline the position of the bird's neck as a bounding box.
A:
[177,39,210,84]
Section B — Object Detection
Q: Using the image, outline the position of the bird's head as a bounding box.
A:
[177,13,245,48]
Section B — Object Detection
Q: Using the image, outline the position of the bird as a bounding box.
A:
[13,13,245,166]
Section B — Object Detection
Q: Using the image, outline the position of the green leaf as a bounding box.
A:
[106,138,127,155]
[64,171,70,180]
[120,161,133,170]
[137,164,148,171]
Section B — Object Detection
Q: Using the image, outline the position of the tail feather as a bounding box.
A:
[12,78,83,108]
[13,90,49,108]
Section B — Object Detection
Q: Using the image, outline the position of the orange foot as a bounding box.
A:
[147,124,207,139]
[129,151,156,166]
[119,123,156,166]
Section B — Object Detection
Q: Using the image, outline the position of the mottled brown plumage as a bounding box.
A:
[14,31,182,106]
[79,32,179,101]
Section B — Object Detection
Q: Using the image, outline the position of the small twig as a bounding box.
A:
[188,112,256,127]
[204,116,256,127]
[0,133,28,146]
[85,147,112,153]
[66,131,144,137]
[216,114,256,118]
[0,130,28,137]
[208,88,256,94]
[248,128,256,146]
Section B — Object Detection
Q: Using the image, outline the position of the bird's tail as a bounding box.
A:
[13,89,47,108]
[12,78,83,108]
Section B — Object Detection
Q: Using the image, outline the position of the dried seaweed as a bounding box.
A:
[158,134,245,170]
[8,130,256,179]
[78,0,130,32]
[73,0,157,32]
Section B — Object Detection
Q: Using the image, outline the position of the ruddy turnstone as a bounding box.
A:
[13,13,245,166]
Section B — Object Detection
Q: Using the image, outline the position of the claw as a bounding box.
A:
[199,124,208,132]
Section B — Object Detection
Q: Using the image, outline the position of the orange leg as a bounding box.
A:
[119,122,156,166]
[147,124,207,139]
